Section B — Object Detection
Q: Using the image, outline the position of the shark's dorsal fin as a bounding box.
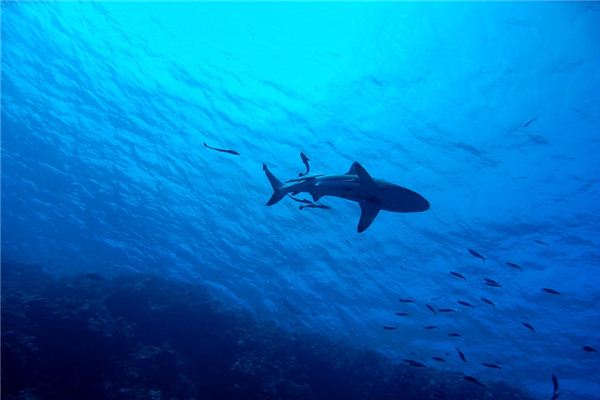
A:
[357,202,379,233]
[346,163,359,175]
[351,162,376,187]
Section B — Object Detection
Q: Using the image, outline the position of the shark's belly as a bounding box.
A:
[283,172,429,213]
[314,183,429,213]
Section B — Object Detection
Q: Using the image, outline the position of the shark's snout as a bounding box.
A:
[416,195,430,212]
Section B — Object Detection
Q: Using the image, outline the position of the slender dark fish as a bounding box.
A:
[481,362,501,369]
[285,175,323,183]
[450,271,466,280]
[425,325,437,330]
[464,376,484,387]
[395,312,409,316]
[582,345,597,352]
[534,239,549,246]
[298,152,310,177]
[457,347,467,362]
[433,390,447,399]
[203,142,240,156]
[448,333,462,337]
[468,249,487,262]
[404,359,426,368]
[484,278,501,287]
[523,322,535,332]
[522,115,538,128]
[299,204,331,210]
[480,297,496,306]
[399,298,416,303]
[426,304,437,314]
[382,325,398,330]
[457,300,474,308]
[438,308,456,313]
[551,374,560,399]
[506,262,522,270]
[542,288,561,295]
[287,195,313,205]
[432,356,446,362]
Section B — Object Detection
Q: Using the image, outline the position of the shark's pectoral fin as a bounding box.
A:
[357,202,380,233]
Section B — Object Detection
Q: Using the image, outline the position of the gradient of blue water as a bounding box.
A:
[2,2,599,399]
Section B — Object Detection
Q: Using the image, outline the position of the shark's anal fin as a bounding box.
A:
[352,162,375,186]
[357,202,380,233]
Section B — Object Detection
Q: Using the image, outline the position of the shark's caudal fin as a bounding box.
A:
[262,164,286,206]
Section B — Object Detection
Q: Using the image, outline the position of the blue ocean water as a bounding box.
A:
[1,2,599,399]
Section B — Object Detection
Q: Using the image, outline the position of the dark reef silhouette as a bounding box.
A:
[1,261,534,400]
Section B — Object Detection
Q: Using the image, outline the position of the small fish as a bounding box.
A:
[425,325,437,330]
[298,152,310,177]
[457,347,467,363]
[203,142,240,156]
[484,278,501,287]
[457,300,474,308]
[450,271,466,280]
[468,249,487,262]
[481,362,501,369]
[285,175,323,183]
[432,356,446,362]
[464,376,484,387]
[299,204,331,210]
[382,325,398,330]
[551,374,560,400]
[426,304,437,314]
[542,288,561,295]
[522,322,535,332]
[522,115,538,128]
[399,298,415,303]
[582,345,597,352]
[438,308,456,313]
[534,239,549,246]
[506,262,522,270]
[395,312,409,316]
[480,297,495,306]
[404,359,426,368]
[448,333,462,337]
[287,195,313,205]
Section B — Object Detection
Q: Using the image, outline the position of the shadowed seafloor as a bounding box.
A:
[2,261,534,400]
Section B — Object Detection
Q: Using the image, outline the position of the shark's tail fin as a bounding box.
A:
[263,164,286,206]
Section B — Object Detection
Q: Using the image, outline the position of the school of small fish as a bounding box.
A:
[381,246,597,399]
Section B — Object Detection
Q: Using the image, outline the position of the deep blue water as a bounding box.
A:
[2,2,599,399]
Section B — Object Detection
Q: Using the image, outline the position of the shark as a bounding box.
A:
[262,161,429,232]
